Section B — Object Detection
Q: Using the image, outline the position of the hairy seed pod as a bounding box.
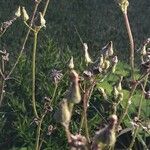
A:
[92,115,118,149]
[53,99,71,126]
[67,70,81,104]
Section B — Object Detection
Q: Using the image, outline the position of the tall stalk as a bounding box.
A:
[32,32,39,118]
[123,12,135,80]
[118,0,135,80]
[128,74,149,149]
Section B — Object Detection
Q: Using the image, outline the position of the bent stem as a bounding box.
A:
[123,12,135,80]
[128,74,149,149]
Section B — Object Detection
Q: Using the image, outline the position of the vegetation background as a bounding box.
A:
[0,0,150,150]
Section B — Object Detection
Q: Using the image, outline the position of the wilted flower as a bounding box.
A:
[69,56,74,69]
[70,134,87,149]
[117,0,129,13]
[47,125,56,136]
[112,56,118,64]
[145,91,150,99]
[83,43,93,65]
[83,70,93,78]
[0,18,17,33]
[0,49,9,61]
[50,69,63,84]
[22,7,29,21]
[92,66,103,75]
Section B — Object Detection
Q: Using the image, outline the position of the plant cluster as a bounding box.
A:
[0,0,149,150]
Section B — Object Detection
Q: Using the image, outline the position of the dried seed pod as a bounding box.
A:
[99,54,105,68]
[67,70,81,104]
[111,56,118,73]
[112,86,119,100]
[22,7,29,21]
[105,41,114,57]
[92,114,118,149]
[83,43,93,65]
[39,12,46,27]
[15,6,21,17]
[98,87,108,101]
[141,45,147,56]
[53,99,71,126]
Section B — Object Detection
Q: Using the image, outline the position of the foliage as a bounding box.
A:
[0,0,150,150]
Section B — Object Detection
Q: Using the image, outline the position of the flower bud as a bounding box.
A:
[15,6,21,17]
[83,43,93,65]
[111,56,118,73]
[68,56,74,69]
[22,7,29,21]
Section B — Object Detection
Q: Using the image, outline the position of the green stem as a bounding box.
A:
[51,83,58,105]
[128,74,149,149]
[35,114,45,150]
[32,32,39,118]
[0,59,5,107]
[118,83,137,126]
[123,12,135,80]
